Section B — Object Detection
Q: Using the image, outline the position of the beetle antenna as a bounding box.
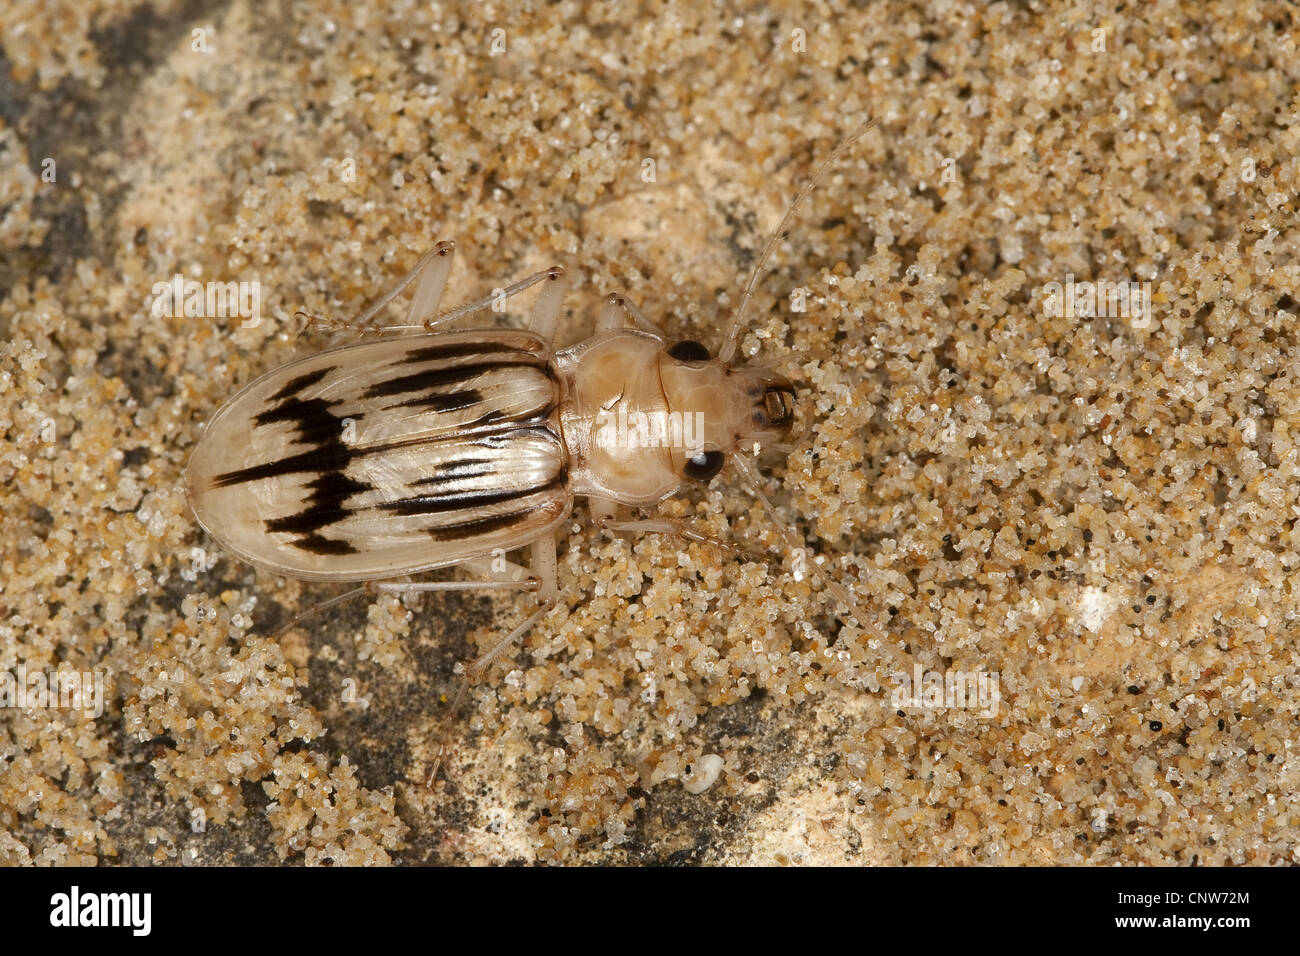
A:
[718,119,875,365]
[730,452,906,671]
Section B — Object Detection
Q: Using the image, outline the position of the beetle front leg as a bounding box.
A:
[590,497,756,562]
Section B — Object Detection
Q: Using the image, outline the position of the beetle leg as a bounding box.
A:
[609,518,756,561]
[527,535,559,609]
[457,537,558,676]
[459,551,535,586]
[405,240,457,326]
[370,578,538,595]
[526,267,569,341]
[417,268,561,334]
[619,295,667,337]
[323,252,565,337]
[595,509,759,563]
[268,585,370,639]
[427,536,560,789]
[348,241,457,332]
[596,292,666,337]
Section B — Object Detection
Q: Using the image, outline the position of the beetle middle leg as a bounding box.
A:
[420,536,560,787]
[596,292,666,337]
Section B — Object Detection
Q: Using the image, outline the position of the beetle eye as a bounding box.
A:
[668,340,711,362]
[684,450,725,481]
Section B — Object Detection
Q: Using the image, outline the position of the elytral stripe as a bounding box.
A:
[292,533,359,556]
[402,340,543,364]
[264,471,371,535]
[377,473,568,516]
[423,503,565,544]
[213,392,359,486]
[366,359,548,408]
[267,366,332,401]
[410,458,496,486]
[369,338,544,384]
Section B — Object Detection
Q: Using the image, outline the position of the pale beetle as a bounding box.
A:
[186,120,887,783]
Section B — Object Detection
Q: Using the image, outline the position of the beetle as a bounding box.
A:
[185,121,881,780]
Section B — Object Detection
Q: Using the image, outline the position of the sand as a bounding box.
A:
[1,0,1297,864]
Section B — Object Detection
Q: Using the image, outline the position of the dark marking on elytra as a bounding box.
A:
[214,382,369,553]
[423,509,542,543]
[379,475,566,517]
[411,458,495,487]
[214,389,358,487]
[212,444,350,487]
[267,366,332,401]
[396,388,484,412]
[463,390,559,431]
[423,486,569,543]
[365,359,544,402]
[293,533,360,555]
[266,471,370,536]
[253,396,353,448]
[403,341,528,363]
[211,347,566,556]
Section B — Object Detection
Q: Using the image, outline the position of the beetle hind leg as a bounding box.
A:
[526,267,569,341]
[405,240,457,326]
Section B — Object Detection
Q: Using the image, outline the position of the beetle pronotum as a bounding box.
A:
[186,120,887,784]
